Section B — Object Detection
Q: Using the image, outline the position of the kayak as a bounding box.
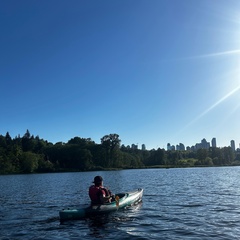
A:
[59,188,143,221]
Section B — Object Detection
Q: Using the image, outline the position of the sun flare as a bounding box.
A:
[188,85,240,126]
[179,48,240,134]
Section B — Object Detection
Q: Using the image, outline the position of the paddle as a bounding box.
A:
[115,195,120,208]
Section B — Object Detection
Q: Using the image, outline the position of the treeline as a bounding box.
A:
[0,130,240,174]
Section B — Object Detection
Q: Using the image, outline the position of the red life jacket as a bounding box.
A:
[89,185,106,204]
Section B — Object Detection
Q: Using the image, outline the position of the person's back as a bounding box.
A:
[89,185,105,204]
[89,176,112,204]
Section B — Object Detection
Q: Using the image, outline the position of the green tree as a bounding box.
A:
[22,130,35,152]
[101,134,121,150]
[5,132,12,145]
[34,137,47,153]
[68,137,95,147]
[222,147,234,165]
[203,157,213,166]
[101,134,121,167]
[166,150,182,165]
[19,152,39,173]
[146,148,166,166]
[0,135,7,148]
[196,149,208,164]
[37,158,54,172]
[0,155,15,174]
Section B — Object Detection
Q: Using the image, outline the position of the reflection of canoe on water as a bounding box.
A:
[59,188,143,222]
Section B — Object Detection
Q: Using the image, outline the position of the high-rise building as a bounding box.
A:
[211,138,217,148]
[179,143,185,151]
[176,143,185,151]
[167,143,171,151]
[167,143,176,151]
[201,138,210,149]
[131,144,138,150]
[230,140,235,151]
[142,144,146,151]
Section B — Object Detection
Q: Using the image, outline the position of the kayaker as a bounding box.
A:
[89,176,114,204]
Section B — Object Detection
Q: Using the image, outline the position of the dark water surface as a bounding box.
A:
[1,167,240,239]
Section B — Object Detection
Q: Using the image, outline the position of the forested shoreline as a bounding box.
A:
[0,130,240,174]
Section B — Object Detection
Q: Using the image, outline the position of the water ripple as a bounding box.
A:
[1,168,240,239]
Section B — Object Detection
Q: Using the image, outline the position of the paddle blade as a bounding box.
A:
[115,195,120,207]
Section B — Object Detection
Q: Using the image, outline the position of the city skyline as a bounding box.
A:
[167,137,239,151]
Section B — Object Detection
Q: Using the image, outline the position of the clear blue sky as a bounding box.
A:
[1,0,240,150]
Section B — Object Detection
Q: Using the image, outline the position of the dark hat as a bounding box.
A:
[93,176,103,183]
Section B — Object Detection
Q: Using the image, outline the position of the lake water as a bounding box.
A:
[1,167,240,239]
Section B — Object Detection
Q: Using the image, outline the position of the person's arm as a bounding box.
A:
[99,188,111,203]
[100,194,111,203]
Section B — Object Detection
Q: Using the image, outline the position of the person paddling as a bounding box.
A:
[89,176,114,204]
